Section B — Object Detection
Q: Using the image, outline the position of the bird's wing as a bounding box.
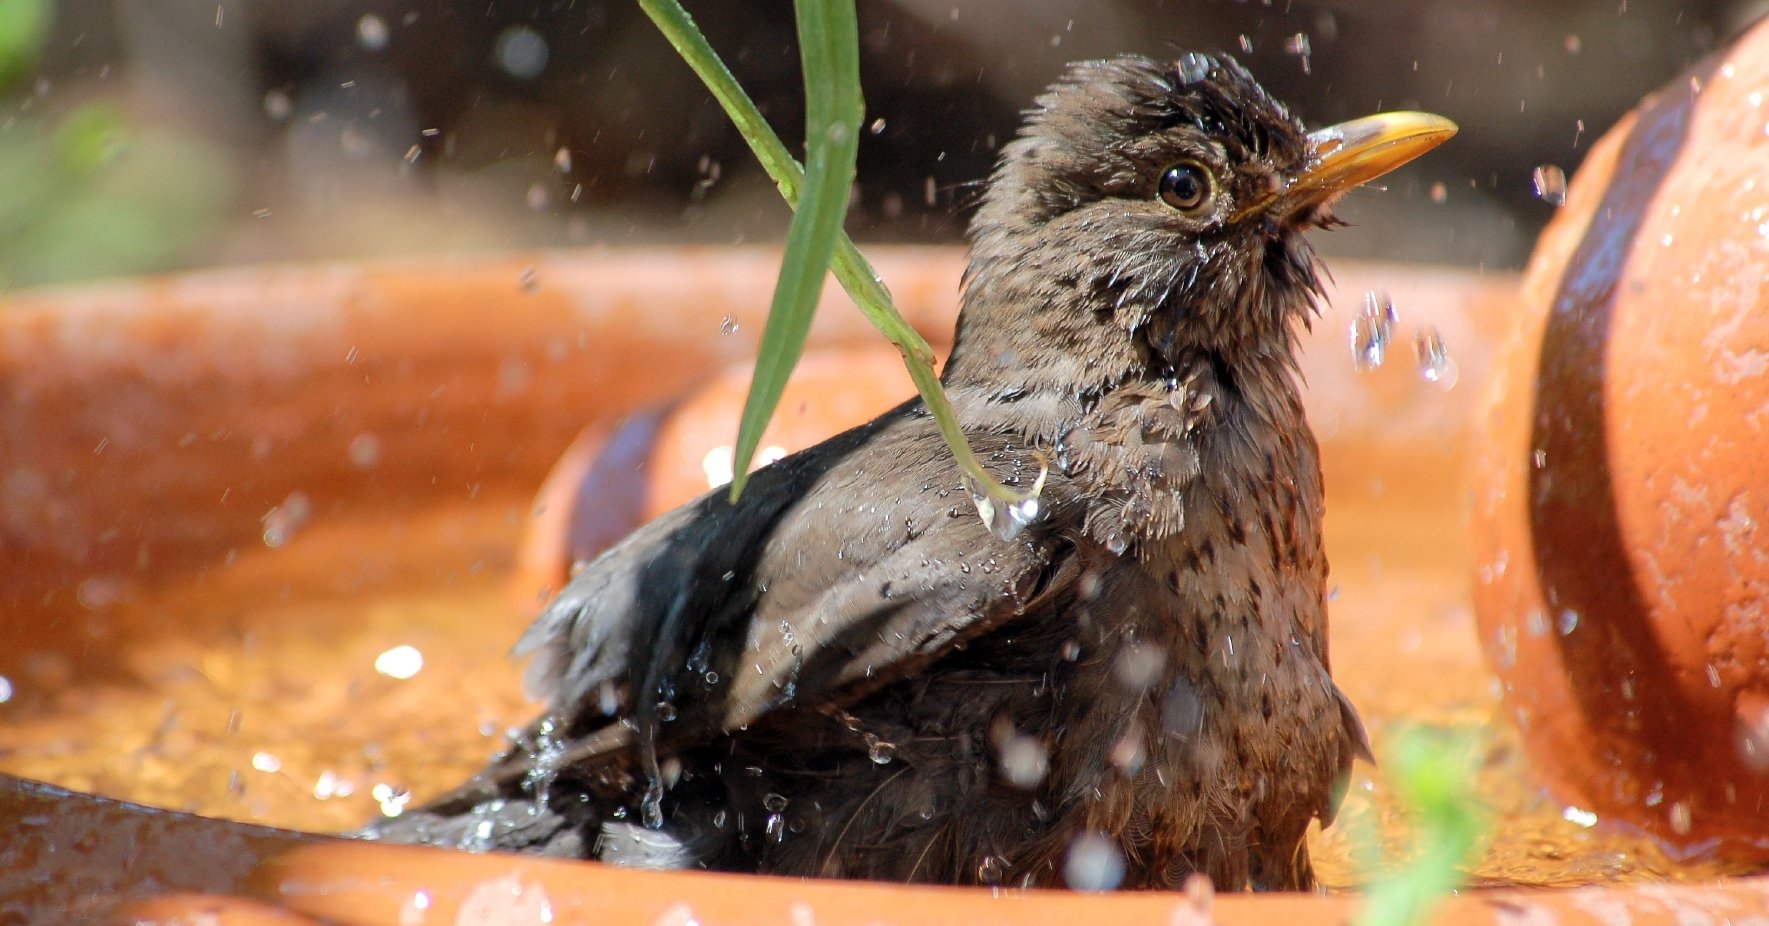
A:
[514,402,1072,762]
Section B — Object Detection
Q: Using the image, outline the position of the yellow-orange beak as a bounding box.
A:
[1235,111,1458,222]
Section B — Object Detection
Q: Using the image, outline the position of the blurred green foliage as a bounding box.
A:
[0,0,232,290]
[0,0,50,86]
[1354,726,1488,926]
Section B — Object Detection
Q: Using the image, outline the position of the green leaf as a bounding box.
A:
[0,0,51,85]
[637,0,1037,513]
[726,0,862,500]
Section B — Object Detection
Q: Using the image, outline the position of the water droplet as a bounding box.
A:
[702,670,720,685]
[977,855,1006,885]
[1668,801,1693,835]
[1564,34,1582,54]
[765,813,785,841]
[262,491,313,548]
[1064,832,1126,891]
[1178,53,1212,84]
[1557,610,1580,636]
[1113,644,1165,690]
[356,13,389,51]
[640,786,664,829]
[1737,697,1769,770]
[863,733,896,764]
[1429,181,1447,204]
[961,464,1047,542]
[263,90,292,122]
[868,117,887,135]
[1532,165,1568,206]
[597,680,620,715]
[1237,34,1253,54]
[762,793,789,812]
[719,314,740,335]
[1493,624,1518,669]
[0,675,12,704]
[998,734,1049,788]
[518,266,540,293]
[1103,532,1129,556]
[1108,732,1144,773]
[494,25,549,80]
[1350,291,1397,371]
[372,782,413,817]
[348,433,381,468]
[250,751,282,773]
[554,147,572,174]
[1562,805,1598,827]
[1283,33,1313,74]
[374,644,424,680]
[75,576,121,610]
[1414,327,1458,389]
[312,769,355,800]
[702,446,736,489]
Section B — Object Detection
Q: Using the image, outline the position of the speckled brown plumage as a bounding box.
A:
[369,53,1385,892]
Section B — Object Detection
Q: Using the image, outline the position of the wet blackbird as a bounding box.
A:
[369,53,1454,891]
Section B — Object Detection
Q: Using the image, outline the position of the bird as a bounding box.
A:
[365,52,1455,892]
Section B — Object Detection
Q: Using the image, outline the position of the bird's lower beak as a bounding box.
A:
[1236,111,1458,222]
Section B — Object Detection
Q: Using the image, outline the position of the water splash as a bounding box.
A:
[372,782,413,817]
[1532,165,1568,206]
[1414,327,1458,389]
[1283,32,1313,74]
[1351,291,1397,371]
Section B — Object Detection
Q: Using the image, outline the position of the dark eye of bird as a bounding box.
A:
[1158,161,1214,215]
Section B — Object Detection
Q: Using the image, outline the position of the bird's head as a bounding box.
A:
[949,53,1454,390]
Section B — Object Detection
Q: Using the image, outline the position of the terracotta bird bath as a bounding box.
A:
[2,239,1765,923]
[9,18,1769,918]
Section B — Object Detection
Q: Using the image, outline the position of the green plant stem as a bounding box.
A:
[726,0,861,499]
[636,0,1030,507]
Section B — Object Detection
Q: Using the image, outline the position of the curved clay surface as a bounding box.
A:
[1472,17,1769,855]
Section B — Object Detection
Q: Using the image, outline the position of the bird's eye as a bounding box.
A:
[1158,161,1215,215]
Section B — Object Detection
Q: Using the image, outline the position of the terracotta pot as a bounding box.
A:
[1472,17,1769,856]
[0,247,960,673]
[513,346,920,612]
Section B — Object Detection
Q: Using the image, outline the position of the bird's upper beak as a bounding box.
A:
[1235,111,1458,223]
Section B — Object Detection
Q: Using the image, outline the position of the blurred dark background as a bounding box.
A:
[8,0,1768,288]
